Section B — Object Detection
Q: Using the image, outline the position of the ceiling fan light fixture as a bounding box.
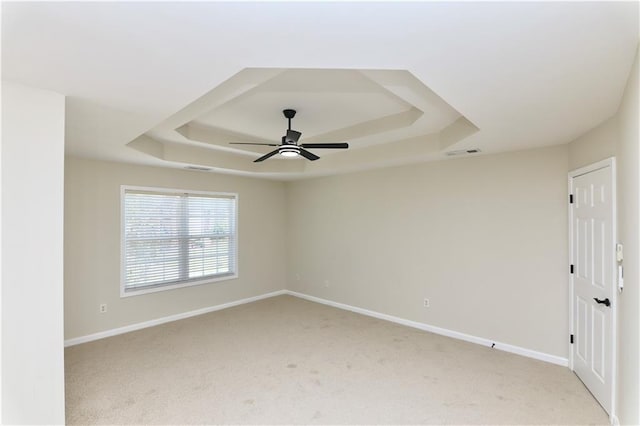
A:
[279,146,299,157]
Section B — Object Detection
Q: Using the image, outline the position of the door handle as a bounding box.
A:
[593,297,611,307]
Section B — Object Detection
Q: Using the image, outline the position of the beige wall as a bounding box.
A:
[286,145,569,358]
[64,157,287,339]
[568,117,617,170]
[614,46,639,425]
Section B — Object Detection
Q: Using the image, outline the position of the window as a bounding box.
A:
[121,186,237,296]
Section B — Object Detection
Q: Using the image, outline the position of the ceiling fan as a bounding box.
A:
[229,109,349,162]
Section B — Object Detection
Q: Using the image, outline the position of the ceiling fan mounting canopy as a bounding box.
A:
[283,109,297,120]
[229,108,349,162]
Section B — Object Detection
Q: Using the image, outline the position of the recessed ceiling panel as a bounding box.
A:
[130,67,477,177]
[196,92,411,140]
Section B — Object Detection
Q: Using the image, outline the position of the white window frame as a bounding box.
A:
[120,185,238,297]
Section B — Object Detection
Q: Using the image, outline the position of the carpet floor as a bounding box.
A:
[65,295,608,424]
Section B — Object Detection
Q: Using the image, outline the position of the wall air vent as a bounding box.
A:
[184,165,212,171]
[445,148,482,156]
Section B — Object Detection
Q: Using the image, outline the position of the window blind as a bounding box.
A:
[122,188,237,294]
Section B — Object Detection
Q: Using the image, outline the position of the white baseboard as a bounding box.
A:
[65,288,569,368]
[64,290,287,347]
[285,290,569,367]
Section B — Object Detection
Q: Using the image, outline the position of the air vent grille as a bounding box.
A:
[445,149,482,156]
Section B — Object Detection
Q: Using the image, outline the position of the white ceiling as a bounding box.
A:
[2,2,638,180]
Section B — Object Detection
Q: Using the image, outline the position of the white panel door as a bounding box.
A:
[570,162,615,416]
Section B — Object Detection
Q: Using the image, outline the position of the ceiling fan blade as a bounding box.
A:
[230,142,279,147]
[299,143,349,149]
[298,148,320,161]
[286,130,302,143]
[254,149,281,163]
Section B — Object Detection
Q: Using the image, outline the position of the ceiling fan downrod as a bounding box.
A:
[283,109,297,131]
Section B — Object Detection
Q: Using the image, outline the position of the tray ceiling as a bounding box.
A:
[2,2,638,179]
[131,68,477,176]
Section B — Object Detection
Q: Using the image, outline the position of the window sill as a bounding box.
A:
[120,273,238,298]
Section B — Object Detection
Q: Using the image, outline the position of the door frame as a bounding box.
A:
[568,157,617,422]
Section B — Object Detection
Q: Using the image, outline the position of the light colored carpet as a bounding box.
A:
[65,295,608,425]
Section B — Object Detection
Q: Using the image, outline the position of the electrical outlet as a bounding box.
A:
[423,298,430,308]
[324,280,330,288]
[100,303,107,313]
